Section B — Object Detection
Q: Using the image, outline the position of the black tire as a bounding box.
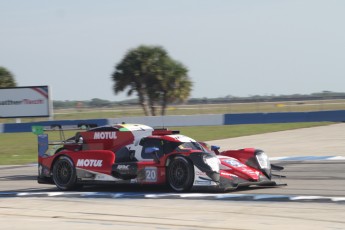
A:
[167,156,194,192]
[52,156,78,190]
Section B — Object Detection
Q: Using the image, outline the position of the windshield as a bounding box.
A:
[172,141,206,152]
[140,138,210,159]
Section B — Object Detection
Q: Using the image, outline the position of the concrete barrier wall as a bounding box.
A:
[1,110,345,133]
[224,110,345,125]
[108,114,224,127]
[2,119,108,133]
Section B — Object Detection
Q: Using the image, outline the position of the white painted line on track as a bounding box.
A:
[270,156,345,161]
[1,191,344,204]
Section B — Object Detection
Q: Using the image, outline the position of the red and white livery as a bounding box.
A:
[36,123,284,192]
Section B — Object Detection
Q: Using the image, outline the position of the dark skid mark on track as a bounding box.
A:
[0,175,37,181]
[286,176,345,180]
[0,165,34,170]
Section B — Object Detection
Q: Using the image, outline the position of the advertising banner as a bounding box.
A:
[0,86,50,118]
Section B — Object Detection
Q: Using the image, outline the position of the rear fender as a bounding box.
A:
[68,150,115,175]
[79,131,134,151]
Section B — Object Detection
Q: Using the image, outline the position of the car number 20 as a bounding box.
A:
[144,167,157,182]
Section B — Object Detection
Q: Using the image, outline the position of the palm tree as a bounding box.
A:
[0,67,17,87]
[112,45,166,116]
[112,45,192,116]
[159,60,192,115]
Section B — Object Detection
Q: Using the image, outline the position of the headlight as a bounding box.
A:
[203,155,220,172]
[256,151,271,170]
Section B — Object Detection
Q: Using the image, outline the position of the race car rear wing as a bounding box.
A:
[32,123,98,157]
[32,123,97,133]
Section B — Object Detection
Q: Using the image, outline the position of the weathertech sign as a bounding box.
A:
[0,86,50,118]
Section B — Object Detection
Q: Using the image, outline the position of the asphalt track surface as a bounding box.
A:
[1,123,345,229]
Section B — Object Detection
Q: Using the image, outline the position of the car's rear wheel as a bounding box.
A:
[167,156,194,192]
[52,156,79,190]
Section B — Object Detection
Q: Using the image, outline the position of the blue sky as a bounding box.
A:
[1,0,344,101]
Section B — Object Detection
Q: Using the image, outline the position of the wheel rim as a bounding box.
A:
[169,160,188,189]
[55,160,72,185]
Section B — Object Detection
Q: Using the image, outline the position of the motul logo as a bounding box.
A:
[76,159,103,167]
[94,132,117,139]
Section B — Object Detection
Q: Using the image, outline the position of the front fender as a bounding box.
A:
[188,152,220,182]
[221,148,272,179]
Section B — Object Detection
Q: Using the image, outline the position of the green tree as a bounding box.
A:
[162,63,192,115]
[0,67,17,87]
[89,98,111,107]
[112,45,192,116]
[149,58,192,115]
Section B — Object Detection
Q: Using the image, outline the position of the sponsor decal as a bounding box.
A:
[224,159,245,167]
[144,167,157,182]
[117,165,130,170]
[38,165,42,176]
[194,180,212,185]
[241,168,257,175]
[0,100,22,105]
[93,132,117,139]
[43,168,50,176]
[196,171,207,176]
[23,99,44,104]
[0,98,44,105]
[76,159,103,167]
[171,135,196,142]
[220,171,238,178]
[95,174,106,180]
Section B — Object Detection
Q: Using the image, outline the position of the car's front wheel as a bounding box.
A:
[167,156,194,192]
[52,156,79,190]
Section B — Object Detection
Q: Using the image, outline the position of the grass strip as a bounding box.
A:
[0,122,332,165]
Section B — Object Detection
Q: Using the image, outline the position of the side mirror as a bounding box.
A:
[145,147,160,163]
[211,145,220,151]
[211,145,220,154]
